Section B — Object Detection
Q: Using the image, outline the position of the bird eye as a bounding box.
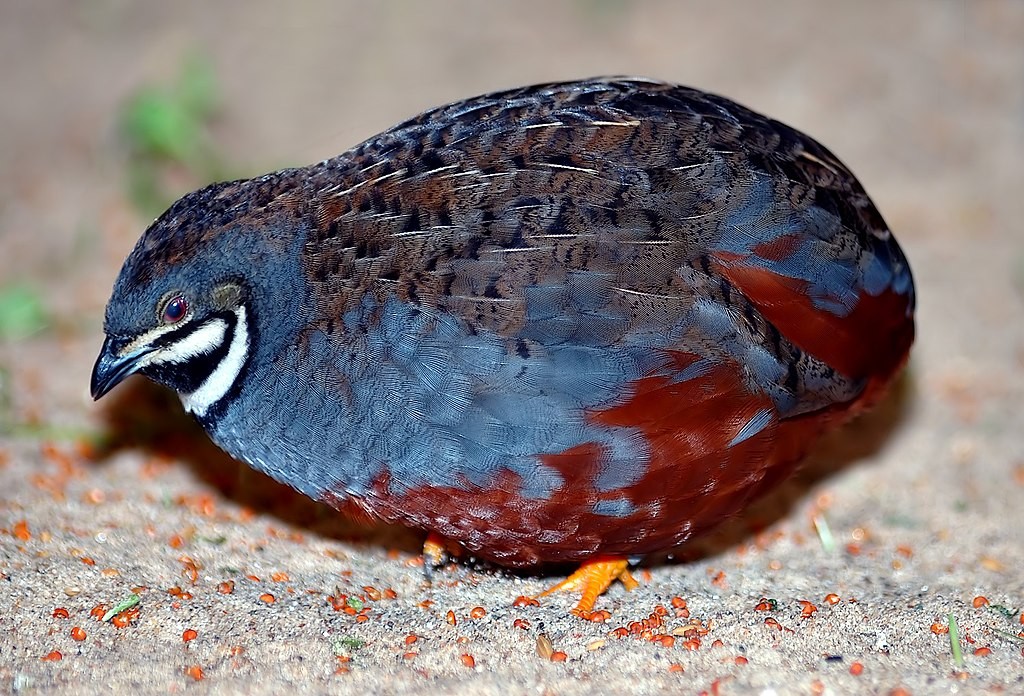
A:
[162,295,188,324]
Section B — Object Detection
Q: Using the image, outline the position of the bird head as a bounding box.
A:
[91,174,306,421]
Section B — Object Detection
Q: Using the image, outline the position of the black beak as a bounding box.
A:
[90,336,153,400]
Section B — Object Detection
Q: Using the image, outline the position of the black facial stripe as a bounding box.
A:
[141,312,238,395]
[199,303,257,427]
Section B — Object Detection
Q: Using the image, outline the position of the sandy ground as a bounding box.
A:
[1,1,1023,694]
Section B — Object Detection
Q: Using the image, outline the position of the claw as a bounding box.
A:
[536,556,639,617]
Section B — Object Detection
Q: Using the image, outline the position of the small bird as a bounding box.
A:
[92,78,915,616]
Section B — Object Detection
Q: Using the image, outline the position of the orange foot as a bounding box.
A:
[536,557,640,618]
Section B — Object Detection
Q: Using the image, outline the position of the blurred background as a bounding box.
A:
[1,2,1022,692]
[1,0,1021,434]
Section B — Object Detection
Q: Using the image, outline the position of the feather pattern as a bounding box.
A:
[98,78,915,565]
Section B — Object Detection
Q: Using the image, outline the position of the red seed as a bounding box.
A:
[799,600,818,618]
[513,618,530,630]
[41,650,63,661]
[930,621,949,635]
[460,653,476,668]
[404,634,418,646]
[657,635,675,648]
[550,651,567,662]
[271,572,290,583]
[470,606,487,619]
[383,588,398,600]
[52,607,70,619]
[259,593,276,604]
[668,663,684,673]
[972,595,989,608]
[186,666,204,681]
[13,520,31,541]
[183,629,198,642]
[446,610,457,626]
[973,646,992,656]
[849,661,864,676]
[512,595,540,608]
[735,656,749,666]
[218,580,235,595]
[824,593,841,605]
[764,618,782,631]
[70,626,86,641]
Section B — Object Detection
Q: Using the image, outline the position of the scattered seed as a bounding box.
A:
[403,651,418,660]
[183,629,198,642]
[218,580,235,594]
[41,650,63,662]
[735,656,749,665]
[668,663,684,673]
[70,626,86,641]
[972,595,989,608]
[657,635,675,648]
[363,586,381,601]
[550,651,567,662]
[271,572,290,583]
[259,593,276,604]
[764,618,782,632]
[52,607,69,619]
[931,621,949,635]
[383,588,398,600]
[470,606,487,619]
[824,593,841,605]
[13,519,30,541]
[799,600,818,619]
[512,595,540,608]
[446,610,457,626]
[460,653,476,668]
[186,666,204,681]
[536,633,554,660]
[711,639,724,648]
[513,618,530,630]
[849,661,864,676]
[973,646,992,656]
[404,634,418,646]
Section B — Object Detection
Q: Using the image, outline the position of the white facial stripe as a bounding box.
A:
[151,319,228,365]
[181,306,250,417]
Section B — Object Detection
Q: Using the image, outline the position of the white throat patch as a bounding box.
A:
[177,306,250,417]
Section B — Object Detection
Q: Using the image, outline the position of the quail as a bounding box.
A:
[92,78,915,616]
